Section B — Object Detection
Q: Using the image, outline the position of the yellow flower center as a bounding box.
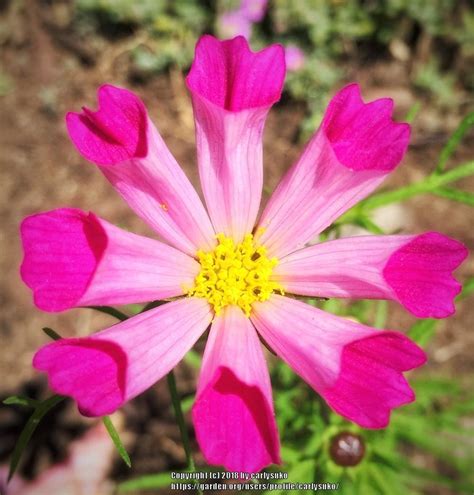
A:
[188,233,283,317]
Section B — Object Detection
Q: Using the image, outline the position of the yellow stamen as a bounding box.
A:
[188,233,283,317]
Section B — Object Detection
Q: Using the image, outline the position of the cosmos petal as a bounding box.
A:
[193,306,280,472]
[187,35,285,242]
[257,84,410,258]
[66,84,215,255]
[20,208,200,312]
[33,298,212,416]
[251,295,426,428]
[274,232,467,318]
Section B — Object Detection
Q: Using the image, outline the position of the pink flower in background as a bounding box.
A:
[1,423,115,495]
[217,0,306,74]
[241,0,268,22]
[285,44,305,71]
[20,35,467,472]
[217,10,252,40]
[217,0,268,42]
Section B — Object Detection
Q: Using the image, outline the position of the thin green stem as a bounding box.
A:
[353,215,384,234]
[103,416,131,468]
[404,101,421,124]
[42,327,62,341]
[3,396,39,408]
[84,302,201,489]
[433,187,474,205]
[338,160,474,223]
[167,370,202,495]
[435,112,474,174]
[141,300,168,312]
[85,305,130,321]
[8,395,65,481]
[374,300,388,329]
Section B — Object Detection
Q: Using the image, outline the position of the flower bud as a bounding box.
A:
[329,431,365,467]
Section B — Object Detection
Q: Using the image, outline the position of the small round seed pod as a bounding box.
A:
[329,431,366,467]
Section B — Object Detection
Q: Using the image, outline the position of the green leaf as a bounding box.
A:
[430,160,474,186]
[118,468,221,492]
[166,371,196,472]
[141,300,168,312]
[412,377,460,401]
[436,112,474,174]
[286,458,314,482]
[8,395,65,481]
[374,300,388,328]
[368,464,403,495]
[85,306,129,321]
[404,102,422,124]
[395,418,468,470]
[433,187,474,205]
[180,395,195,414]
[3,396,39,408]
[42,327,62,341]
[183,349,202,369]
[280,445,302,463]
[321,298,342,315]
[338,160,474,218]
[353,215,384,234]
[125,303,146,315]
[102,416,131,468]
[458,276,474,301]
[118,473,171,491]
[407,319,437,347]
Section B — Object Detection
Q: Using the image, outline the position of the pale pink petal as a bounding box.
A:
[251,295,426,428]
[68,422,116,494]
[0,466,25,495]
[217,11,252,39]
[274,232,467,318]
[19,423,115,495]
[241,0,268,22]
[20,208,200,312]
[192,306,280,472]
[257,84,410,258]
[187,35,285,241]
[33,298,212,417]
[20,464,75,495]
[66,84,215,255]
[285,44,305,71]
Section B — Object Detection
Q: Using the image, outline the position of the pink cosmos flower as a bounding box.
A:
[240,0,268,22]
[216,0,268,40]
[217,10,253,40]
[20,35,467,473]
[285,44,305,71]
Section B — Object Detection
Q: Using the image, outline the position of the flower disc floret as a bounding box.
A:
[189,233,283,316]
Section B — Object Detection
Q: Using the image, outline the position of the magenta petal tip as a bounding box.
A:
[324,331,426,429]
[322,83,410,171]
[384,232,468,318]
[66,84,148,165]
[186,34,285,112]
[33,338,127,417]
[192,308,280,473]
[20,208,107,312]
[193,367,281,472]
